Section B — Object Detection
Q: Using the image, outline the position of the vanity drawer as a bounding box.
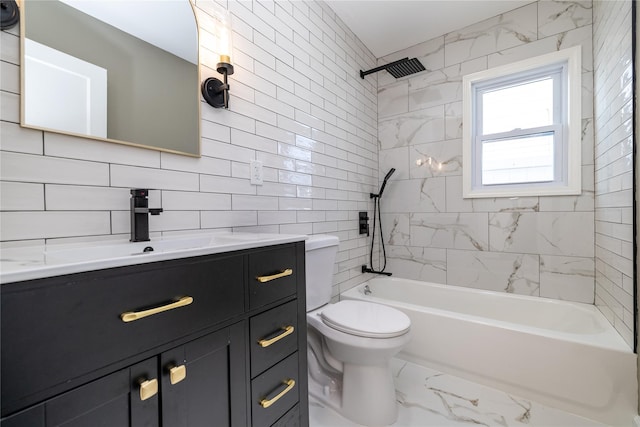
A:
[272,404,300,427]
[251,353,299,427]
[1,254,244,413]
[250,300,298,377]
[249,245,298,309]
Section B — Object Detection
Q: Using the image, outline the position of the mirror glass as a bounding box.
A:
[20,0,201,156]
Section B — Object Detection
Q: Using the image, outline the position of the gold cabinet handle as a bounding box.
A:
[256,268,293,283]
[121,296,193,322]
[139,378,158,401]
[258,326,295,348]
[169,365,187,385]
[259,379,295,408]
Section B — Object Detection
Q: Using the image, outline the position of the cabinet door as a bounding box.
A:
[160,323,247,427]
[1,358,159,427]
[2,254,244,416]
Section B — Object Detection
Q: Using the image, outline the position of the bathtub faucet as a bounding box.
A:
[361,265,392,276]
[364,285,372,295]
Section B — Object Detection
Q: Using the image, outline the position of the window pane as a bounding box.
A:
[482,78,554,135]
[482,133,554,185]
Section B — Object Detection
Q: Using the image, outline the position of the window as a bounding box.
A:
[462,46,582,198]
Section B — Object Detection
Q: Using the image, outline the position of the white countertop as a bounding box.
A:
[1,232,307,284]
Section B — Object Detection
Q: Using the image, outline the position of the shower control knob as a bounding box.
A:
[359,211,369,236]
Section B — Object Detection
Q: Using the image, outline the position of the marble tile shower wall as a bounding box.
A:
[0,0,378,297]
[592,0,634,347]
[376,1,597,304]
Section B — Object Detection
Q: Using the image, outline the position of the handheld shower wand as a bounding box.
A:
[363,168,396,276]
[370,168,395,199]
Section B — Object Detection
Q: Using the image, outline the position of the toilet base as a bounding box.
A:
[305,304,411,426]
[308,359,399,426]
[341,362,399,426]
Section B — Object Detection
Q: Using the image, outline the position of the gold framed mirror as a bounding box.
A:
[19,0,201,157]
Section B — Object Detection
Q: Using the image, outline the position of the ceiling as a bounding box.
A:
[326,0,532,58]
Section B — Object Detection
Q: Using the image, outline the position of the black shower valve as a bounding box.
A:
[359,211,369,236]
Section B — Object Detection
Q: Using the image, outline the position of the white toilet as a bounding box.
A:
[305,234,411,426]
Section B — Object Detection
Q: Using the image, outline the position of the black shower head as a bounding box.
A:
[385,58,425,78]
[360,58,426,79]
[377,168,396,198]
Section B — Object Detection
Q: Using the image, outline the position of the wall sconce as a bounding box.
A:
[201,57,234,109]
[0,0,20,30]
[201,7,233,109]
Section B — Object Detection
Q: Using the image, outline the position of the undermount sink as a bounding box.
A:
[43,233,278,264]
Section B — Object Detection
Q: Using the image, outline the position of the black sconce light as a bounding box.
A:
[201,7,234,109]
[201,55,234,109]
[0,0,20,30]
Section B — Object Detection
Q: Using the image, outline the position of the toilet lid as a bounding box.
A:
[320,300,410,338]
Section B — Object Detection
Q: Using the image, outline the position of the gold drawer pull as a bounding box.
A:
[139,378,158,401]
[121,296,193,323]
[258,326,295,348]
[256,268,293,283]
[169,365,187,385]
[259,379,295,408]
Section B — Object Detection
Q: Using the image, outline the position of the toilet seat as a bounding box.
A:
[320,300,410,338]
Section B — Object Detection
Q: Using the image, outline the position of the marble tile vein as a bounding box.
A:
[505,257,523,293]
[502,213,522,248]
[433,391,493,426]
[444,6,537,66]
[388,216,410,246]
[510,395,532,424]
[423,373,512,427]
[425,375,479,408]
[419,179,444,213]
[540,258,594,278]
[378,110,445,149]
[539,1,592,37]
[412,216,487,251]
[555,32,566,50]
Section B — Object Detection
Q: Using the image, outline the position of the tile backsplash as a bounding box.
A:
[0,0,378,298]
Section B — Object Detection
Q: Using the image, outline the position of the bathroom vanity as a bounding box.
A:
[0,234,308,427]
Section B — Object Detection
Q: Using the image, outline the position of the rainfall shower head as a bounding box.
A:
[360,58,425,79]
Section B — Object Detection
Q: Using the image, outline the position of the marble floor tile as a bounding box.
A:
[309,358,604,427]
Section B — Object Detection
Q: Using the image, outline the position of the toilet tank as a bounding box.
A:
[305,234,339,311]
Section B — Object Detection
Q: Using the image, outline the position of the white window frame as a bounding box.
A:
[462,46,582,198]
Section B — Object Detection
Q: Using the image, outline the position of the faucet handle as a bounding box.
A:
[149,208,163,215]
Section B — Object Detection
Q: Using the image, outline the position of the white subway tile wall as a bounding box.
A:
[0,0,634,346]
[376,1,600,308]
[593,0,634,347]
[0,0,378,299]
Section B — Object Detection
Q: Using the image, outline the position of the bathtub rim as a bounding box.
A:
[342,277,632,354]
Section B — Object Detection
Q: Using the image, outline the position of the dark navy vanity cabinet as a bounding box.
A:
[1,241,308,427]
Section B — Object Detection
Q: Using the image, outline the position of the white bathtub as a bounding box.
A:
[341,277,637,426]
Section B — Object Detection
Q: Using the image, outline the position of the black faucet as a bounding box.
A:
[130,189,163,242]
